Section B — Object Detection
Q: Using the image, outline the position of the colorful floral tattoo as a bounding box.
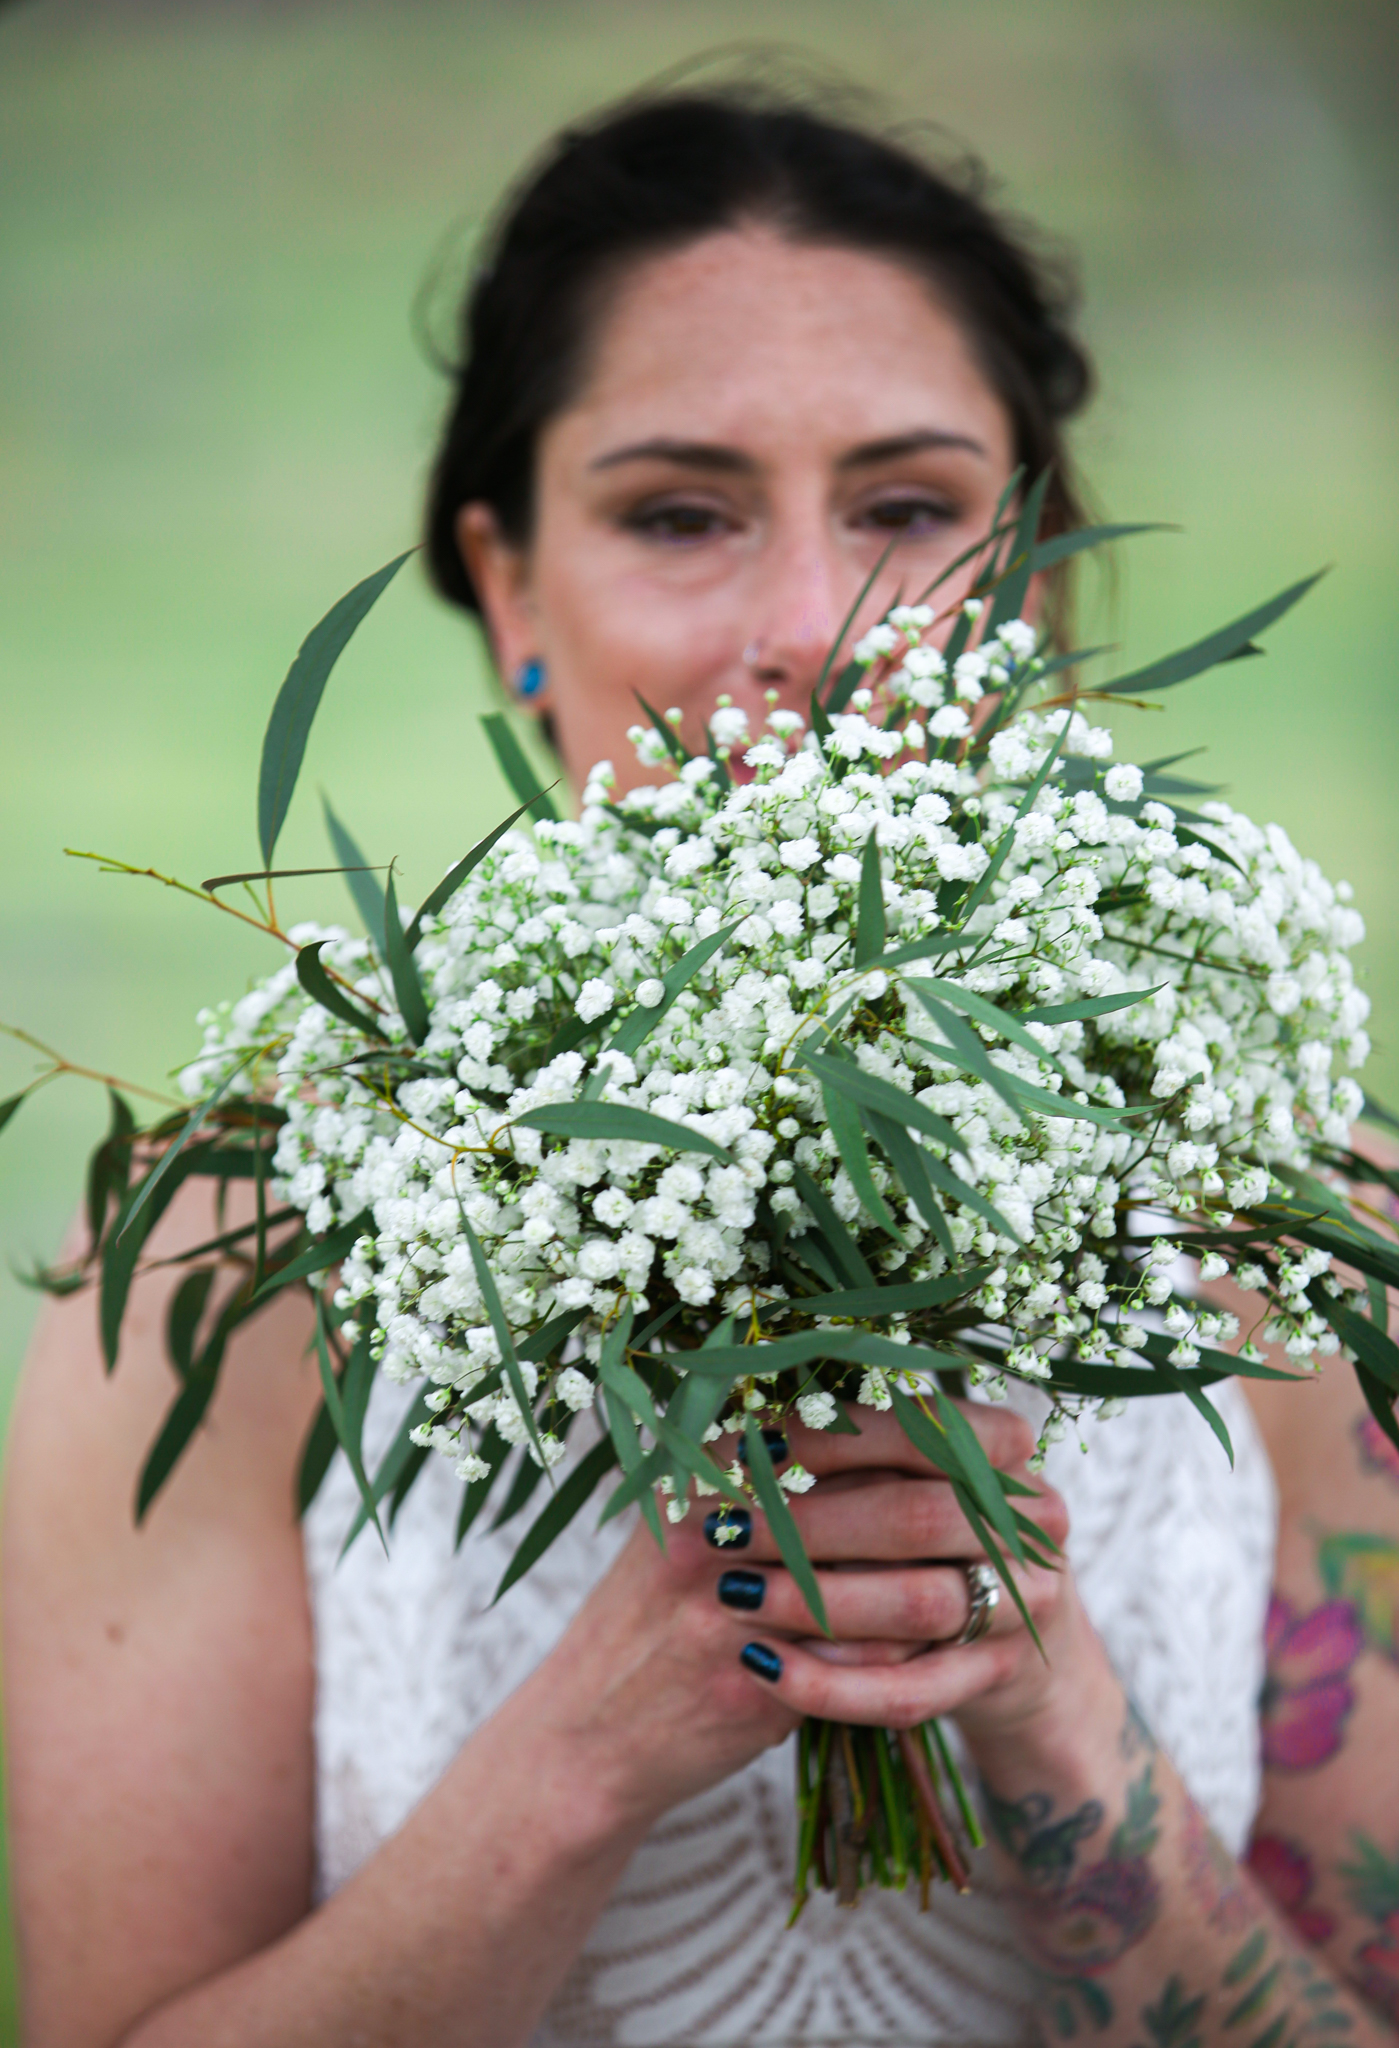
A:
[986,1744,1162,2033]
[1339,1833,1399,2022]
[1129,1933,1355,2048]
[1260,1593,1364,1770]
[1316,1532,1399,1666]
[1245,1833,1337,1946]
[1354,1413,1399,1490]
[1184,1799,1263,1937]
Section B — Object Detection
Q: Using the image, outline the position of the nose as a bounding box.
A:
[742,532,843,698]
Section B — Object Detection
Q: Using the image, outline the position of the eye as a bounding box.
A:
[854,494,960,537]
[623,499,737,543]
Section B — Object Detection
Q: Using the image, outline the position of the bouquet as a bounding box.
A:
[11,492,1399,1914]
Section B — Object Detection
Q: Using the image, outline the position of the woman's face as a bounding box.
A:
[459,225,1022,797]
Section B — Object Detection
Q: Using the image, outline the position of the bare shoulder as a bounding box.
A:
[2,1177,323,2048]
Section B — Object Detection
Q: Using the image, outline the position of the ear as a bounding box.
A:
[456,503,538,685]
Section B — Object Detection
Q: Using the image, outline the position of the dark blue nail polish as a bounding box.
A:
[704,1507,752,1550]
[718,1569,766,1611]
[740,1641,783,1683]
[738,1430,788,1466]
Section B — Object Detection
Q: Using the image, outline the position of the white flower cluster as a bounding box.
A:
[181,609,1371,1489]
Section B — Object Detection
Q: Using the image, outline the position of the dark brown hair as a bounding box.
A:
[424,83,1094,634]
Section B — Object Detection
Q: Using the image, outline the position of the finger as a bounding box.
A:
[699,1473,1067,1567]
[732,1630,1026,1727]
[716,1561,969,1643]
[780,1400,1039,1482]
[715,1557,1056,1645]
[709,1472,1035,1567]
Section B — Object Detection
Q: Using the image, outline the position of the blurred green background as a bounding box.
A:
[0,0,1395,2030]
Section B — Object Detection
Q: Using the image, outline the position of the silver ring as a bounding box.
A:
[954,1561,1000,1646]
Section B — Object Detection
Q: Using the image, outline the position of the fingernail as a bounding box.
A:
[718,1569,766,1611]
[704,1507,752,1550]
[738,1430,788,1466]
[740,1641,783,1683]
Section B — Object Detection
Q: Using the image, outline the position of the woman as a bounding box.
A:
[7,86,1399,2048]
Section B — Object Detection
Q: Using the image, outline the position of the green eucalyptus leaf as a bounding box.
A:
[513,1100,732,1161]
[383,872,429,1045]
[1354,1365,1399,1457]
[0,1092,25,1136]
[406,791,556,949]
[959,718,1069,923]
[876,933,975,970]
[824,659,865,717]
[598,920,742,1069]
[854,830,886,967]
[456,1424,512,1550]
[798,1049,960,1153]
[136,1378,218,1522]
[760,1266,990,1322]
[136,1280,248,1520]
[1025,522,1173,573]
[1318,1298,1399,1393]
[917,1149,1022,1244]
[820,1080,904,1242]
[819,537,896,703]
[251,1206,371,1302]
[165,1266,215,1381]
[633,692,690,766]
[860,1106,953,1253]
[332,1389,433,1541]
[258,552,412,868]
[296,941,389,1040]
[789,1166,874,1288]
[1099,572,1326,698]
[517,1308,588,1364]
[297,1395,341,1516]
[1018,987,1162,1026]
[597,1439,669,1524]
[314,1303,385,1550]
[492,1435,621,1602]
[986,468,1051,630]
[744,1414,829,1634]
[907,976,1069,1077]
[117,1050,257,1244]
[677,1328,863,1377]
[322,796,386,941]
[86,1087,137,1250]
[457,1211,548,1471]
[480,710,560,822]
[101,1146,214,1373]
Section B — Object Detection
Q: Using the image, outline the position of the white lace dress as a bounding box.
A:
[303,1379,1275,2047]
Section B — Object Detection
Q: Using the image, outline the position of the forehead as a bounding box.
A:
[546,226,1014,469]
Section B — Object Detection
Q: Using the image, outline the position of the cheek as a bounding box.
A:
[534,548,745,790]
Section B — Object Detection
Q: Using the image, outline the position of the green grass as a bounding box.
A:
[0,0,1395,2032]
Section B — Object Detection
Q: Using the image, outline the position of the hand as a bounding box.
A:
[521,1398,1083,1840]
[711,1403,1085,1748]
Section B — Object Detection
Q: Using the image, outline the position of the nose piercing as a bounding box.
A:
[512,658,547,700]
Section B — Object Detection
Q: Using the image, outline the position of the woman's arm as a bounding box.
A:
[1243,1348,1399,2024]
[733,1421,1396,2042]
[3,1184,1053,2048]
[2,1183,791,2048]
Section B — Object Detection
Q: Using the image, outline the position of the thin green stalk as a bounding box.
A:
[929,1719,985,1850]
[873,1726,908,1884]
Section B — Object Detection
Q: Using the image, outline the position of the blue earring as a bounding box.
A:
[513,658,547,701]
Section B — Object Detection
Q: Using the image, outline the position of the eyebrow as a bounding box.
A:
[588,427,989,474]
